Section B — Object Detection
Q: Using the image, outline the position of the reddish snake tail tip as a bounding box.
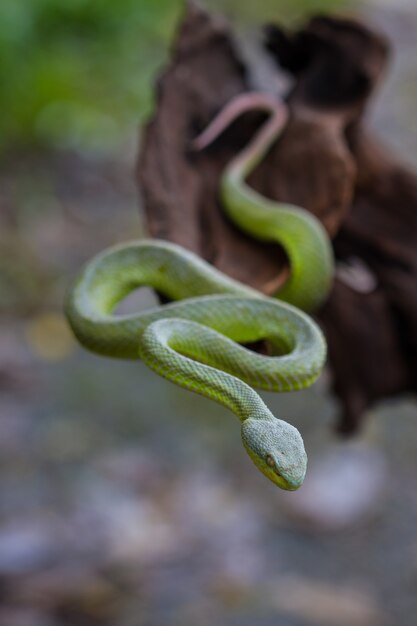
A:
[192,92,288,152]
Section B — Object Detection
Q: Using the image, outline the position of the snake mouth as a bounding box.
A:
[280,465,307,491]
[268,458,306,490]
[262,462,301,490]
[266,454,304,490]
[273,469,303,491]
[281,476,304,491]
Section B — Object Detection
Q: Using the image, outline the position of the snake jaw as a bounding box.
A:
[264,457,305,491]
[275,464,306,491]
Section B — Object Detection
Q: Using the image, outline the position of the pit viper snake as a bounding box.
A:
[65,94,334,491]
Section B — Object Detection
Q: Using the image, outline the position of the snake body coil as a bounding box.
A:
[65,95,333,491]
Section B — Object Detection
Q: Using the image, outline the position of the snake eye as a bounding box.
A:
[266,455,275,468]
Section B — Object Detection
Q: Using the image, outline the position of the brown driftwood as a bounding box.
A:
[138,3,417,434]
[138,2,287,293]
[322,127,417,432]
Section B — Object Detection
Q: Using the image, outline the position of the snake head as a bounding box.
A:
[241,418,307,490]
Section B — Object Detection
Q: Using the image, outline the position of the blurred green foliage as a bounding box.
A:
[0,0,350,156]
[0,0,182,154]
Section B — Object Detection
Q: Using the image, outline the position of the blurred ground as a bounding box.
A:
[1,1,417,625]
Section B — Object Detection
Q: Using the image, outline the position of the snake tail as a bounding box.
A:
[194,92,335,312]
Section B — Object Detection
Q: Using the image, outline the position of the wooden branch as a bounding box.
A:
[137,4,417,434]
[138,1,286,292]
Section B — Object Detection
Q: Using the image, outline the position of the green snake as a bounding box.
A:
[65,94,334,491]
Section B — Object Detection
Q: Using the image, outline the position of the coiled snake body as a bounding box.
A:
[66,95,333,491]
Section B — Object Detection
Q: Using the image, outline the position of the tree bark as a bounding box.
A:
[138,3,417,434]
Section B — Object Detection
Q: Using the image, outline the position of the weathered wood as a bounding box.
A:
[138,4,417,434]
[322,127,417,432]
[138,2,286,293]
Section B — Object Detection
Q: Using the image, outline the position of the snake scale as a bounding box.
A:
[65,94,334,491]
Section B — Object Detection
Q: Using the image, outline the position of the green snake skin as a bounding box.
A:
[65,95,333,491]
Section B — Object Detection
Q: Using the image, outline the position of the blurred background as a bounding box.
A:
[1,1,417,625]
